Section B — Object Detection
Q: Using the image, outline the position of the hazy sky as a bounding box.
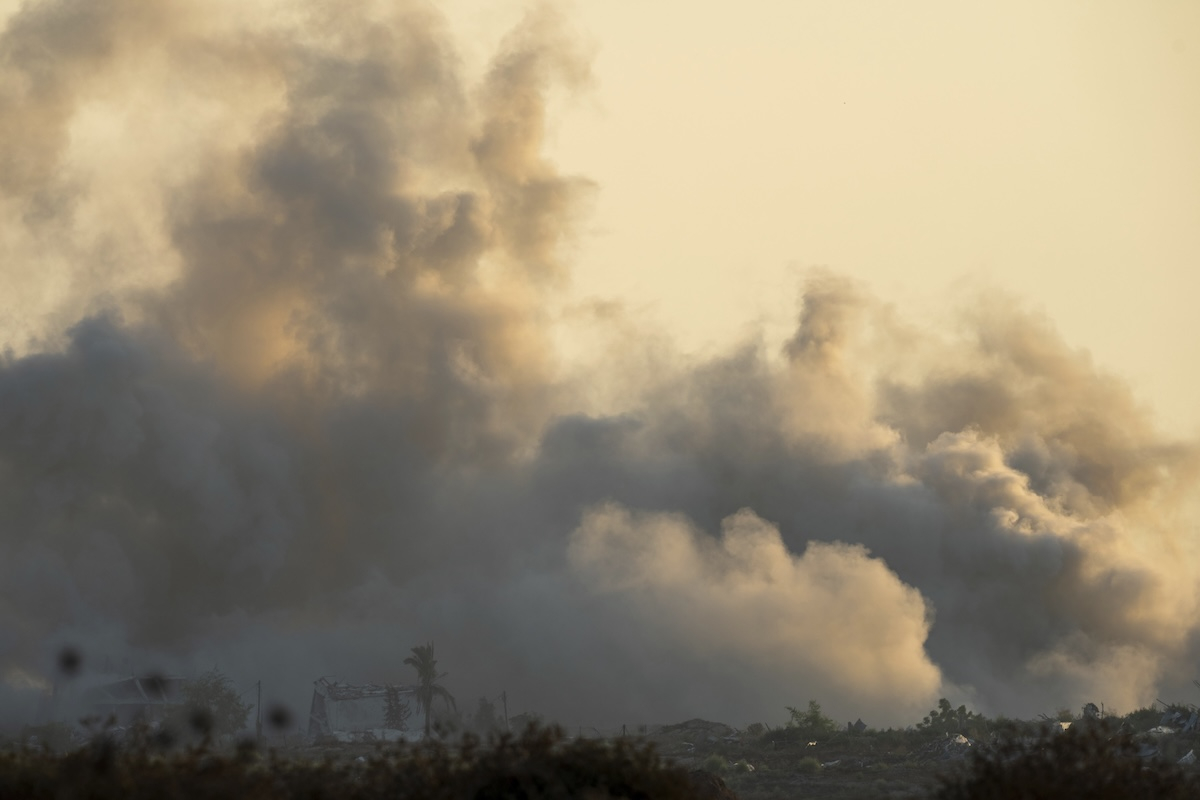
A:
[449,0,1200,435]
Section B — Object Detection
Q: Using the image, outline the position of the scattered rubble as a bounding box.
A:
[80,675,187,727]
[326,728,416,744]
[648,719,738,755]
[916,733,973,763]
[1159,707,1199,733]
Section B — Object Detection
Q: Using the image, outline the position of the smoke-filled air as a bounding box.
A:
[1,0,1197,733]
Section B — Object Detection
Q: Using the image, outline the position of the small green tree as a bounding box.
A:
[167,670,250,740]
[918,698,986,737]
[785,700,837,738]
[404,642,457,738]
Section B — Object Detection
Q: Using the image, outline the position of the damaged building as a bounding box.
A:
[307,677,425,742]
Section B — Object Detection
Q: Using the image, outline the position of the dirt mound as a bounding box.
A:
[654,719,736,741]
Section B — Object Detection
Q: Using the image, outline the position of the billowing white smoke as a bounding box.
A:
[1,0,1197,731]
[568,504,942,721]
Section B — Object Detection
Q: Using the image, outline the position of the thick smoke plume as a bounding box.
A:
[1,0,1197,731]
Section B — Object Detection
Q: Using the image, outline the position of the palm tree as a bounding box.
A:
[404,642,457,738]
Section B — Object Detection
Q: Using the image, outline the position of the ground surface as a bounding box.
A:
[634,718,1200,800]
[642,719,950,799]
[8,713,1200,799]
[280,720,991,798]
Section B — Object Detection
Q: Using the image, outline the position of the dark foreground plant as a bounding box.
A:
[0,723,705,800]
[936,721,1200,800]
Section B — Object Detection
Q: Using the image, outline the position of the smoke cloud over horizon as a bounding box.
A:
[1,0,1198,732]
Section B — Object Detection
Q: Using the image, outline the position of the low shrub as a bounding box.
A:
[796,756,820,774]
[936,722,1200,800]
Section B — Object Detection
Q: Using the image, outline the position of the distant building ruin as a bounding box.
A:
[307,677,424,742]
[80,675,187,726]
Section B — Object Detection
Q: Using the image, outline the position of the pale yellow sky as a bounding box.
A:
[0,0,1194,433]
[445,0,1200,436]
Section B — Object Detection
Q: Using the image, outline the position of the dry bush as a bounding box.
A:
[795,756,820,774]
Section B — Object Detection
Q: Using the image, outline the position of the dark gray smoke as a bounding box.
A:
[1,0,1197,731]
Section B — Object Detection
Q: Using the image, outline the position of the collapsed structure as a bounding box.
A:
[80,675,187,726]
[307,677,424,742]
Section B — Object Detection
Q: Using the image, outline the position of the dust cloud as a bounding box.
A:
[1,0,1197,731]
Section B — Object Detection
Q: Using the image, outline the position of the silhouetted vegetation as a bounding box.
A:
[163,669,251,742]
[918,698,987,739]
[0,723,699,800]
[8,702,1200,800]
[404,642,457,739]
[472,696,502,735]
[764,700,839,745]
[785,701,838,738]
[10,647,1200,800]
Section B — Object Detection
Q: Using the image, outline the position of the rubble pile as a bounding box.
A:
[1128,701,1200,761]
[1159,707,1199,734]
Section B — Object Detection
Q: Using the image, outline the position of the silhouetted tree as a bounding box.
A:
[404,642,457,738]
[919,697,986,737]
[473,696,499,735]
